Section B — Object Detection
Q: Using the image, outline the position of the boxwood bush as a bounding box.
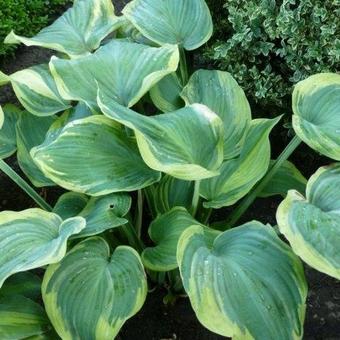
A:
[0,0,71,57]
[204,0,340,111]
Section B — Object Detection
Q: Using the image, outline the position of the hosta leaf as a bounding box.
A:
[258,160,307,198]
[50,39,179,109]
[1,65,71,116]
[53,192,89,220]
[0,105,4,129]
[4,0,123,58]
[0,272,41,300]
[42,237,147,340]
[123,0,213,50]
[142,207,202,271]
[16,113,56,187]
[0,209,85,288]
[277,163,340,279]
[149,73,184,112]
[178,222,307,339]
[117,17,156,46]
[181,70,251,160]
[0,295,50,339]
[98,96,224,180]
[75,193,132,238]
[292,73,340,160]
[0,105,21,159]
[201,117,280,208]
[31,115,161,195]
[148,175,195,214]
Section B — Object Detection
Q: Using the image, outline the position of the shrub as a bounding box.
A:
[0,0,71,57]
[204,0,340,110]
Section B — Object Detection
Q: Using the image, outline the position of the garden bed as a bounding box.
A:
[0,1,339,339]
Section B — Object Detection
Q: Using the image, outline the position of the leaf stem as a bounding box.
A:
[0,159,52,211]
[135,190,143,238]
[179,47,189,86]
[191,180,201,216]
[226,135,302,227]
[122,221,145,253]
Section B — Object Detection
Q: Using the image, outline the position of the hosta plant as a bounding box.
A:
[0,0,339,339]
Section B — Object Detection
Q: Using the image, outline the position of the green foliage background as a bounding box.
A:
[0,0,71,57]
[204,0,340,112]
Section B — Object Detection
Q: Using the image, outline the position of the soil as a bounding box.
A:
[0,0,340,339]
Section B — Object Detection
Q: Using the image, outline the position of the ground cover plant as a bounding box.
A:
[0,0,339,339]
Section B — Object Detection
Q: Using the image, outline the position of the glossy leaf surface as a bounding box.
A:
[42,237,147,340]
[178,222,307,339]
[277,163,340,279]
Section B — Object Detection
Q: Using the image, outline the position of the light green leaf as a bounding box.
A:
[0,71,10,87]
[149,73,184,112]
[142,207,202,271]
[2,65,71,116]
[0,272,41,300]
[181,70,251,160]
[42,237,147,340]
[53,192,89,220]
[123,0,213,50]
[98,96,224,180]
[0,105,21,159]
[75,193,131,238]
[0,209,85,288]
[258,160,307,198]
[277,163,340,279]
[292,73,340,160]
[4,0,123,58]
[31,115,161,195]
[50,39,179,109]
[201,117,280,208]
[0,105,3,129]
[16,112,56,187]
[148,175,195,214]
[178,222,307,339]
[0,295,50,340]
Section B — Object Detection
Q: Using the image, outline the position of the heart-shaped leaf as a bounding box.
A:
[50,39,179,110]
[123,0,213,50]
[0,209,85,288]
[277,163,340,279]
[98,96,224,180]
[178,222,307,339]
[32,115,161,195]
[181,70,251,160]
[4,0,123,58]
[292,73,340,160]
[258,160,307,198]
[0,65,71,116]
[201,117,280,208]
[42,237,147,339]
[0,105,21,159]
[16,112,57,187]
[142,207,202,271]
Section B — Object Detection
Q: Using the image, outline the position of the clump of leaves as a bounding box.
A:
[0,0,340,339]
[204,0,340,110]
